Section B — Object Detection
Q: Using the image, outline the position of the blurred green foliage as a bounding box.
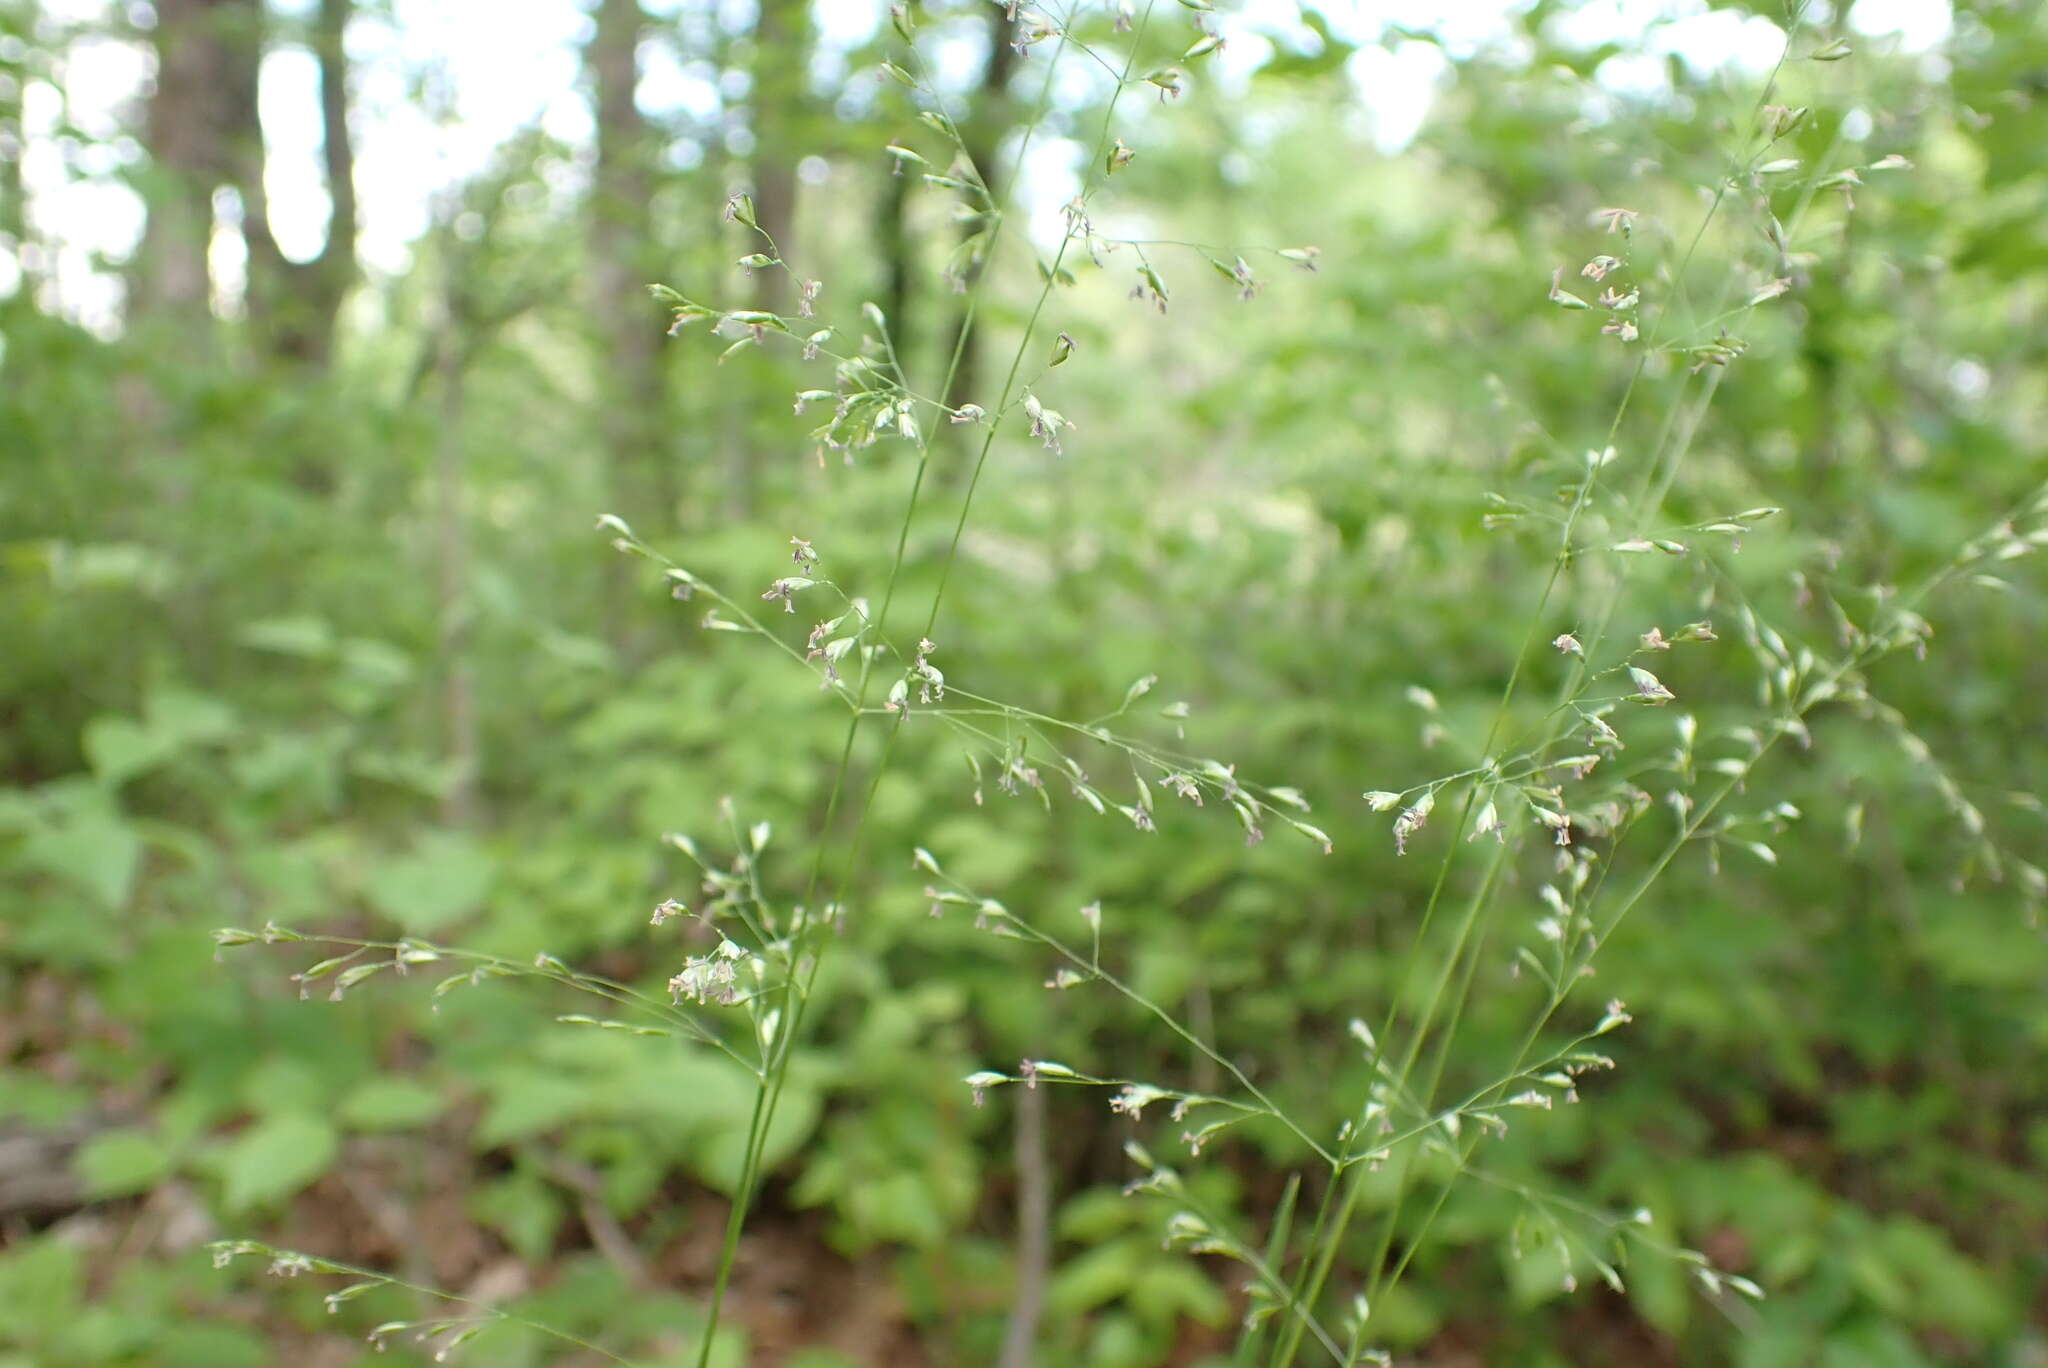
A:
[3,1,2046,1365]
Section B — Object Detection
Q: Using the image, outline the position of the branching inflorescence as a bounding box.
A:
[212,3,2048,1365]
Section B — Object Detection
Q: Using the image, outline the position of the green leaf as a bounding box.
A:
[215,1113,338,1214]
[146,687,236,747]
[363,832,496,932]
[469,1169,565,1262]
[1131,1258,1229,1328]
[339,1077,447,1133]
[1048,1239,1143,1315]
[237,1054,331,1117]
[152,1323,270,1368]
[336,638,413,692]
[81,716,177,787]
[74,1128,175,1198]
[0,1238,83,1339]
[693,1079,820,1193]
[0,1071,92,1126]
[785,1352,862,1368]
[21,810,141,908]
[475,1071,595,1148]
[80,688,235,787]
[234,616,336,658]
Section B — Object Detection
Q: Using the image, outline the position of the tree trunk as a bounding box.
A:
[134,0,252,337]
[235,0,357,367]
[747,0,810,311]
[1,36,28,292]
[942,12,1018,414]
[588,0,670,623]
[875,160,912,368]
[280,0,358,365]
[433,314,478,829]
[717,0,812,518]
[997,1081,1050,1368]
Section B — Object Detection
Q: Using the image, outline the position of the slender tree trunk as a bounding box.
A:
[588,0,670,642]
[747,0,810,311]
[221,0,272,317]
[234,0,357,367]
[134,0,250,336]
[998,1082,1050,1368]
[943,12,1017,415]
[433,314,478,829]
[308,0,358,351]
[717,0,812,518]
[1,34,28,294]
[875,162,912,367]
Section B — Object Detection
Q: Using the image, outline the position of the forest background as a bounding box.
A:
[3,0,2046,1365]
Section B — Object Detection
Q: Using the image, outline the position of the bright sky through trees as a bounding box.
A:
[10,0,1951,332]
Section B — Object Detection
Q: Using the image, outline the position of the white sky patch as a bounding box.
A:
[22,53,138,326]
[259,46,330,262]
[636,42,721,125]
[812,0,882,50]
[1315,0,1529,58]
[1347,42,1451,153]
[1850,0,1952,51]
[1215,0,1455,153]
[1022,134,1086,246]
[1592,50,1670,98]
[208,190,250,317]
[32,0,111,24]
[1654,8,1789,73]
[55,31,149,139]
[926,30,994,100]
[1549,0,1794,97]
[340,0,594,270]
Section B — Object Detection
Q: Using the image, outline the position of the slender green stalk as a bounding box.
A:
[691,12,1164,1359]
